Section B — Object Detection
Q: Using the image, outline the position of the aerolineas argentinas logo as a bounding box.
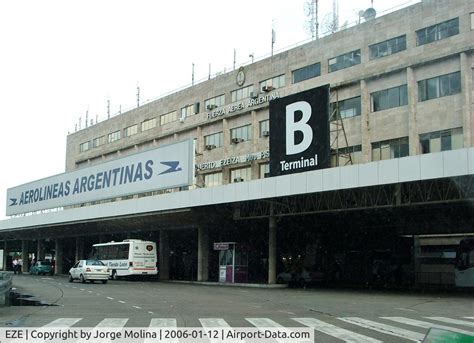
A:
[269,85,330,177]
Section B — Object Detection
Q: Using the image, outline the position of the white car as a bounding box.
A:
[69,260,109,284]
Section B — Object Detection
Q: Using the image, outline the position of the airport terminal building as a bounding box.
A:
[1,0,473,287]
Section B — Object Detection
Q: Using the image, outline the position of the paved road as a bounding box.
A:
[1,274,473,342]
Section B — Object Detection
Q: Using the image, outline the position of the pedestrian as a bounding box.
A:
[18,258,23,274]
[12,258,18,274]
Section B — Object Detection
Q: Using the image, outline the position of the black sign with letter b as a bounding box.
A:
[269,85,330,177]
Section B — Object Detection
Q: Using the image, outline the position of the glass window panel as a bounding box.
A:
[451,128,463,150]
[380,143,391,160]
[430,136,441,153]
[449,72,461,95]
[399,85,408,106]
[427,78,439,100]
[259,163,270,178]
[418,80,426,102]
[440,130,452,151]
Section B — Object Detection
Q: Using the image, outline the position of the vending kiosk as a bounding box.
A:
[214,242,248,283]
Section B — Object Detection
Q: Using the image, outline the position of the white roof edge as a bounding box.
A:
[1,147,473,232]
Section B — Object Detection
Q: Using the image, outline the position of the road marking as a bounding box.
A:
[43,318,82,327]
[150,318,177,327]
[247,318,308,343]
[199,318,230,327]
[293,317,382,343]
[382,317,474,336]
[148,311,154,315]
[339,317,424,341]
[87,291,93,293]
[465,317,474,320]
[133,306,142,309]
[148,319,177,343]
[395,307,416,312]
[80,289,85,291]
[119,300,126,304]
[278,310,295,315]
[425,317,474,327]
[96,318,128,327]
[96,293,101,296]
[107,297,114,300]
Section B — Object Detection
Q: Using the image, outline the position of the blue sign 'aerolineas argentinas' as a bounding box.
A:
[6,140,194,216]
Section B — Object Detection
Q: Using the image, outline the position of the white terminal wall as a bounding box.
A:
[1,147,473,232]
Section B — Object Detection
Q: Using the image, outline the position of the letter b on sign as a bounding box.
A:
[286,101,313,155]
[269,84,330,177]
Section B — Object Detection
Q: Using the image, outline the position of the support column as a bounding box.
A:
[2,241,7,271]
[197,227,209,282]
[54,239,63,275]
[75,238,84,262]
[407,66,419,156]
[414,235,421,286]
[21,240,29,274]
[461,52,472,148]
[36,240,44,261]
[268,214,277,284]
[159,230,170,280]
[360,79,371,162]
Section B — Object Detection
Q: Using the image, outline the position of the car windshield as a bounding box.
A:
[86,260,105,266]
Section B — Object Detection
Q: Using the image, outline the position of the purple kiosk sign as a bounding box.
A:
[214,242,248,283]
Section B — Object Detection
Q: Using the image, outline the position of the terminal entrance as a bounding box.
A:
[215,242,248,283]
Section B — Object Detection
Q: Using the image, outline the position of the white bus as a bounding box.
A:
[91,239,158,279]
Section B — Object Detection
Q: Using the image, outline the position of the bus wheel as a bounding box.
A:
[112,270,118,280]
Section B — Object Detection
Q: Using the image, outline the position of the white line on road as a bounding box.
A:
[119,300,126,304]
[339,317,424,342]
[395,307,416,312]
[382,317,474,336]
[292,317,382,343]
[148,311,154,315]
[425,317,474,327]
[200,318,230,327]
[248,318,311,343]
[149,318,176,327]
[133,306,142,309]
[43,318,82,327]
[278,310,295,315]
[107,297,114,300]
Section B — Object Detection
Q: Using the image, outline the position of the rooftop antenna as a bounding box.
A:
[208,63,211,80]
[249,53,254,63]
[304,0,319,39]
[107,98,110,119]
[192,63,195,85]
[233,49,236,70]
[85,109,89,128]
[136,84,140,108]
[332,0,339,33]
[271,20,276,56]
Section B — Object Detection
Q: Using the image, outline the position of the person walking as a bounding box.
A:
[12,258,18,274]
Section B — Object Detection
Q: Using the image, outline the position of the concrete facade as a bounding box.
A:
[65,0,473,195]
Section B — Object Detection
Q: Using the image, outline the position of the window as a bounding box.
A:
[471,13,474,30]
[259,120,270,137]
[330,96,361,120]
[372,137,409,161]
[230,124,251,143]
[328,49,361,72]
[79,141,90,152]
[369,35,406,60]
[260,74,285,91]
[420,128,463,154]
[418,72,461,102]
[416,18,459,46]
[92,136,106,148]
[371,85,408,112]
[123,124,138,138]
[141,118,157,132]
[231,85,254,102]
[181,103,198,118]
[292,62,321,83]
[205,94,225,110]
[231,166,251,183]
[108,130,121,143]
[160,110,177,126]
[331,145,362,167]
[204,132,223,149]
[204,172,223,188]
[259,163,270,178]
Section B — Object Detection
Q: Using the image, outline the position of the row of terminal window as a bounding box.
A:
[293,17,460,83]
[79,17,462,153]
[203,127,463,187]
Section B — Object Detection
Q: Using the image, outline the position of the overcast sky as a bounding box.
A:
[0,0,419,220]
